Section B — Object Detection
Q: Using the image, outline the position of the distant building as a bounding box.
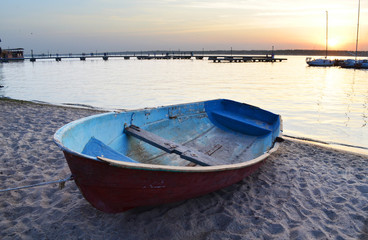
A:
[0,48,24,62]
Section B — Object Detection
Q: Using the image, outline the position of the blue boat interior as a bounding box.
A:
[82,137,138,163]
[55,99,281,166]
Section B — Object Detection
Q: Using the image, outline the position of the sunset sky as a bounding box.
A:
[1,0,367,54]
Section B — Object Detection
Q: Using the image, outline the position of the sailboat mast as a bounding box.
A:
[326,11,328,59]
[355,0,360,61]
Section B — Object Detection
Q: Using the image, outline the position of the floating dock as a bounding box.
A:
[0,48,25,62]
[208,56,286,63]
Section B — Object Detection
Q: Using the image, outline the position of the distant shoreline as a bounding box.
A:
[23,49,368,58]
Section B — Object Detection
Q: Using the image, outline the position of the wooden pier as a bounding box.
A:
[21,52,287,63]
[25,54,196,62]
[208,56,286,63]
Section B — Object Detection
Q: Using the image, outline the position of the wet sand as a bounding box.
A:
[0,99,367,239]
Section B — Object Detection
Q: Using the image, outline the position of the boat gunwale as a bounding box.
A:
[53,111,114,159]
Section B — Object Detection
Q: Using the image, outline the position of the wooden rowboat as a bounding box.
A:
[54,99,282,213]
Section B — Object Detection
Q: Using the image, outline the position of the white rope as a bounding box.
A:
[283,135,368,150]
[0,175,74,193]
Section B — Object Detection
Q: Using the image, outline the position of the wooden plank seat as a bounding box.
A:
[124,125,228,166]
[211,110,273,136]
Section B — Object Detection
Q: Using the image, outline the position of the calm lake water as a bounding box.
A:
[0,56,367,153]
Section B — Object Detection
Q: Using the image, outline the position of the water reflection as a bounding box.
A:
[309,67,368,147]
[344,72,355,127]
[363,88,368,128]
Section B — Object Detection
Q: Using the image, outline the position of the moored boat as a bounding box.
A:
[306,11,334,67]
[340,58,368,69]
[306,58,334,67]
[341,59,358,68]
[357,59,368,69]
[54,99,282,213]
[346,59,368,69]
[341,0,367,69]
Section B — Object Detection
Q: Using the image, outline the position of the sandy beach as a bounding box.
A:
[0,99,367,239]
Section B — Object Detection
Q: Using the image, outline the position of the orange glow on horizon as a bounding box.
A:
[2,0,368,52]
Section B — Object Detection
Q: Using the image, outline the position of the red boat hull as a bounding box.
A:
[63,151,265,213]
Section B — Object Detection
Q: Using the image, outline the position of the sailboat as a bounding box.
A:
[306,11,335,67]
[341,0,368,69]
